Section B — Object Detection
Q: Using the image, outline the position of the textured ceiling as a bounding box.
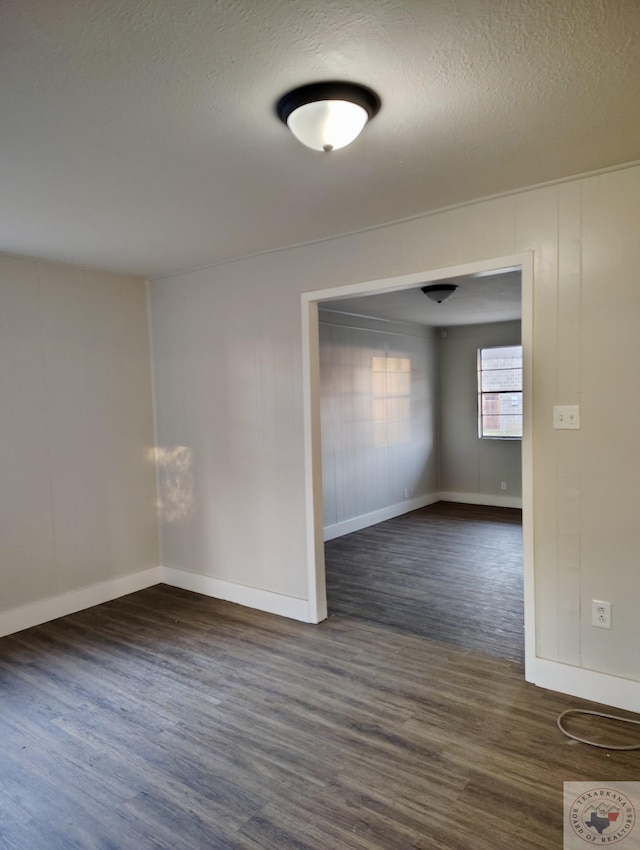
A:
[1,0,639,278]
[321,271,522,328]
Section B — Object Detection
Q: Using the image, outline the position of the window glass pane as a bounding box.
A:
[481,368,521,392]
[481,393,500,414]
[478,345,522,439]
[480,345,522,366]
[481,413,523,438]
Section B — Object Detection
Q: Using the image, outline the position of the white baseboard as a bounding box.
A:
[438,491,523,509]
[532,657,640,714]
[0,567,162,639]
[323,493,440,541]
[0,564,312,638]
[2,564,639,713]
[161,566,312,623]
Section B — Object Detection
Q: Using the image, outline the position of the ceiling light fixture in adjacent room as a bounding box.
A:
[421,283,458,303]
[276,81,381,152]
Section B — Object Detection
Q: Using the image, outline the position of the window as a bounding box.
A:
[478,345,522,438]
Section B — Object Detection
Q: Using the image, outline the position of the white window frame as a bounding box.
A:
[477,345,523,440]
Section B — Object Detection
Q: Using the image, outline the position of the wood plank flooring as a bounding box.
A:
[1,584,639,848]
[325,502,524,662]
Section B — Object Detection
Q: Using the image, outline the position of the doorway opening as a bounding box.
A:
[301,254,534,676]
[324,501,524,662]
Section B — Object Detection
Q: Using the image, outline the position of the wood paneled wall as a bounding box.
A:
[319,311,438,530]
[438,320,522,501]
[149,165,640,695]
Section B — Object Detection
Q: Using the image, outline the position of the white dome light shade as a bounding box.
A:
[286,100,369,152]
[276,82,380,153]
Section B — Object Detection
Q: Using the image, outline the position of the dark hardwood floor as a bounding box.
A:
[325,501,524,663]
[1,583,638,848]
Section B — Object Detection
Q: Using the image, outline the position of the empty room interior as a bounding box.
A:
[1,2,640,848]
[320,270,526,664]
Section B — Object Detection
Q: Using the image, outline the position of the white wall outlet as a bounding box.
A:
[403,488,409,499]
[553,405,580,429]
[592,599,611,629]
[500,481,507,491]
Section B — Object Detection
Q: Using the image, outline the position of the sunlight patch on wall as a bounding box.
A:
[149,446,194,522]
[372,356,411,448]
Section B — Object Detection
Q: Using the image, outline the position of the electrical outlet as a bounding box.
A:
[500,481,507,491]
[403,488,409,499]
[591,600,611,629]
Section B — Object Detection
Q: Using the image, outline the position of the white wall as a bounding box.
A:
[149,264,310,601]
[149,165,640,707]
[439,320,522,506]
[0,254,159,629]
[319,311,438,538]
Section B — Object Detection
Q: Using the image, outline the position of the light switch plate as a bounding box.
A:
[553,405,580,429]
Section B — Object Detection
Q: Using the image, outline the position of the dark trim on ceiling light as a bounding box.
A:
[276,81,381,126]
[421,283,458,303]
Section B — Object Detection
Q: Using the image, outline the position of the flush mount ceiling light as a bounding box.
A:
[421,283,458,303]
[276,81,381,152]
